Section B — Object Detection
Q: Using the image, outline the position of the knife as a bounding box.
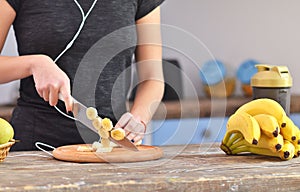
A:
[58,94,139,151]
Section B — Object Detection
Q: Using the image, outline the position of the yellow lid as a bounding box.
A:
[251,64,293,87]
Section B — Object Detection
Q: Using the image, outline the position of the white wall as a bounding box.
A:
[1,1,300,104]
[0,28,19,104]
[161,0,300,97]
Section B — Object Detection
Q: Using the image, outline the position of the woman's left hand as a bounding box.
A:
[115,112,146,144]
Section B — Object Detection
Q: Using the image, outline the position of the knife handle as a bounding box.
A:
[58,93,64,101]
[59,93,73,103]
[55,93,77,120]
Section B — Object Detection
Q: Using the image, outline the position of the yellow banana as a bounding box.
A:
[92,141,102,150]
[291,125,300,157]
[225,112,261,145]
[253,114,280,138]
[101,118,113,131]
[98,127,109,139]
[86,107,98,120]
[229,133,284,153]
[96,146,113,153]
[100,137,111,148]
[235,98,287,129]
[280,116,298,142]
[110,128,126,141]
[220,132,244,155]
[220,143,231,155]
[92,117,102,130]
[231,140,295,160]
[292,129,300,146]
[135,140,142,146]
[77,145,94,152]
[225,132,244,147]
[259,133,284,152]
[293,143,300,157]
[92,141,117,152]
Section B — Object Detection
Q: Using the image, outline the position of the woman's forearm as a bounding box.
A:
[130,79,164,124]
[0,55,44,83]
[0,54,73,110]
[132,6,164,124]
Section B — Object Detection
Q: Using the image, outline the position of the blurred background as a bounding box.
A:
[160,0,300,98]
[2,0,300,103]
[1,0,300,146]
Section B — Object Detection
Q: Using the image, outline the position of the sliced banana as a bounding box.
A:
[101,118,113,131]
[101,137,111,148]
[98,128,109,139]
[87,117,127,153]
[96,147,113,153]
[135,140,142,146]
[77,145,95,152]
[86,107,98,120]
[92,117,102,130]
[111,128,126,141]
[92,141,102,150]
[110,141,118,147]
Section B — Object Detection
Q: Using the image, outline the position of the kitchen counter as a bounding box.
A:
[1,95,300,121]
[152,95,300,119]
[1,144,300,192]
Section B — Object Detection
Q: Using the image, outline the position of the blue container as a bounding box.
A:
[236,59,259,84]
[199,60,226,85]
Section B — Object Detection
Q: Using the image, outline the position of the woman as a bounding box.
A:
[0,0,165,151]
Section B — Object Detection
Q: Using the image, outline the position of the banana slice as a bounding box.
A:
[80,141,115,153]
[110,128,126,141]
[92,141,102,150]
[92,117,102,130]
[86,107,98,120]
[135,140,142,146]
[77,145,95,152]
[101,118,113,131]
[96,147,113,153]
[98,128,110,139]
[101,137,111,148]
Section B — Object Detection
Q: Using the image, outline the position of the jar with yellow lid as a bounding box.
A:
[251,64,293,115]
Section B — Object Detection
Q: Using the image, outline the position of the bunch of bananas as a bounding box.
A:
[220,98,300,160]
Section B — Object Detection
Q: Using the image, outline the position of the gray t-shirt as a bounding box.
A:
[7,0,164,150]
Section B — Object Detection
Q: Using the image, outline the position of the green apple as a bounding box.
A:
[0,118,14,144]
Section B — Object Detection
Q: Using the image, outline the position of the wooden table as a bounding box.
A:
[1,144,300,192]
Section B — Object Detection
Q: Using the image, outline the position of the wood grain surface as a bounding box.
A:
[53,144,164,163]
[2,144,300,191]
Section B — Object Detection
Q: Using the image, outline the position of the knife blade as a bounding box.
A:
[59,95,138,151]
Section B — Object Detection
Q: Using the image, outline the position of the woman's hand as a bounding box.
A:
[115,112,146,144]
[30,55,73,111]
[0,1,73,110]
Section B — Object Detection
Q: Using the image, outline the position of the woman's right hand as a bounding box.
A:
[30,55,73,112]
[0,1,72,111]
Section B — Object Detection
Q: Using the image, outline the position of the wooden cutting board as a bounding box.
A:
[53,144,163,163]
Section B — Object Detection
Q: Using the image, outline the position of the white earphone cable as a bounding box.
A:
[32,0,98,155]
[53,0,98,121]
[54,0,98,63]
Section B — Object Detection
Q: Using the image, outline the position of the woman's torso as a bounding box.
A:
[9,0,141,150]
